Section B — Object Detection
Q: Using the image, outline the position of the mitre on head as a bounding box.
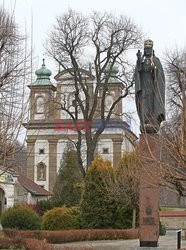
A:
[144,39,153,48]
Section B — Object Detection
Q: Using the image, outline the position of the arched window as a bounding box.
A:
[36,96,45,114]
[105,95,113,110]
[37,162,46,181]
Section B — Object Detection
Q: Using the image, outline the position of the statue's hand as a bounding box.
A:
[137,50,142,59]
[137,50,142,68]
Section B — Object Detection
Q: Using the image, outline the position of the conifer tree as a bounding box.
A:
[53,146,84,206]
[80,157,133,229]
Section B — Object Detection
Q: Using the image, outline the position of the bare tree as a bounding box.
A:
[103,149,140,228]
[159,48,186,195]
[0,6,29,171]
[46,10,142,174]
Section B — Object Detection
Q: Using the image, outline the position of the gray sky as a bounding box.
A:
[3,0,186,70]
[2,0,186,134]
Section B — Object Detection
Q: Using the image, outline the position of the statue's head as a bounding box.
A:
[144,39,153,57]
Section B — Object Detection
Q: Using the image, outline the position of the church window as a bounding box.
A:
[102,148,109,154]
[72,99,76,107]
[39,148,45,154]
[36,96,45,114]
[37,162,46,181]
[105,95,113,110]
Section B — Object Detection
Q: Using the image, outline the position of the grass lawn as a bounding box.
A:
[160,206,186,211]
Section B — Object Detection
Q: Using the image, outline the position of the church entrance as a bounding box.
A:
[0,188,5,215]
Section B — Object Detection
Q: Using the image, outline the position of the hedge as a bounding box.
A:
[0,236,93,250]
[4,228,139,244]
[0,236,52,250]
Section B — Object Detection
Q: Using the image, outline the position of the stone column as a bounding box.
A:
[48,139,58,192]
[26,138,36,180]
[139,134,160,247]
[112,138,123,167]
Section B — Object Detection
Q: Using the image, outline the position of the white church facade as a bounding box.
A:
[24,61,137,192]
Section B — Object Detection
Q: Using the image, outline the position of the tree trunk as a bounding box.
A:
[87,144,96,167]
[76,133,86,178]
[132,208,136,229]
[86,131,97,167]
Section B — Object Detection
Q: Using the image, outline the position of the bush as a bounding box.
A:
[159,221,166,236]
[112,203,134,229]
[37,199,56,215]
[80,158,114,228]
[69,207,81,228]
[80,157,136,229]
[41,207,80,230]
[25,202,45,217]
[1,205,41,230]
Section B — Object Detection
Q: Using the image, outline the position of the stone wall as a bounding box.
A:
[160,211,186,230]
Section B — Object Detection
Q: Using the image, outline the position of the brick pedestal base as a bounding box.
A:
[139,134,160,247]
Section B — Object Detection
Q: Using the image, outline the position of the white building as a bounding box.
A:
[24,61,137,192]
[0,167,51,214]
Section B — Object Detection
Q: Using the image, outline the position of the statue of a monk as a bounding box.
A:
[135,39,165,133]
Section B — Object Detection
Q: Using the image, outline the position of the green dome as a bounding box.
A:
[33,59,52,85]
[104,64,120,83]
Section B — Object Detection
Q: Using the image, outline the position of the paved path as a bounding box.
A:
[54,230,186,250]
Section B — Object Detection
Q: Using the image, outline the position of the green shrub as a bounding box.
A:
[80,157,136,229]
[159,221,166,236]
[80,158,114,229]
[1,205,41,230]
[69,206,81,228]
[41,207,80,230]
[112,203,134,229]
[37,199,56,215]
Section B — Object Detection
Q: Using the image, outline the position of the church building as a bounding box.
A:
[24,61,137,192]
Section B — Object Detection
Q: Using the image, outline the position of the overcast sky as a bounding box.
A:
[3,0,186,71]
[2,0,186,134]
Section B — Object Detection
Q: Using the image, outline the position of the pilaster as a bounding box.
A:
[48,139,58,192]
[26,138,36,180]
[112,138,123,167]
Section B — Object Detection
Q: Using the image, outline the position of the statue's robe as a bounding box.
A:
[135,55,165,132]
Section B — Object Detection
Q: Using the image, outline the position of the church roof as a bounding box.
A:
[33,59,52,85]
[17,174,52,196]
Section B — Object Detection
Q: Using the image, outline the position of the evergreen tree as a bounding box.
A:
[80,157,114,228]
[80,157,133,229]
[53,146,84,207]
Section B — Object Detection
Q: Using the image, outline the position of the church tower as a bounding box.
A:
[26,60,57,191]
[104,66,124,119]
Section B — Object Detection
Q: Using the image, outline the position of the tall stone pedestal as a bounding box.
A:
[139,134,160,247]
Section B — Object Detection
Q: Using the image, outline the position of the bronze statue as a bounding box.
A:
[135,39,165,133]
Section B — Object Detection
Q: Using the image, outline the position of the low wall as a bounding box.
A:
[160,211,186,230]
